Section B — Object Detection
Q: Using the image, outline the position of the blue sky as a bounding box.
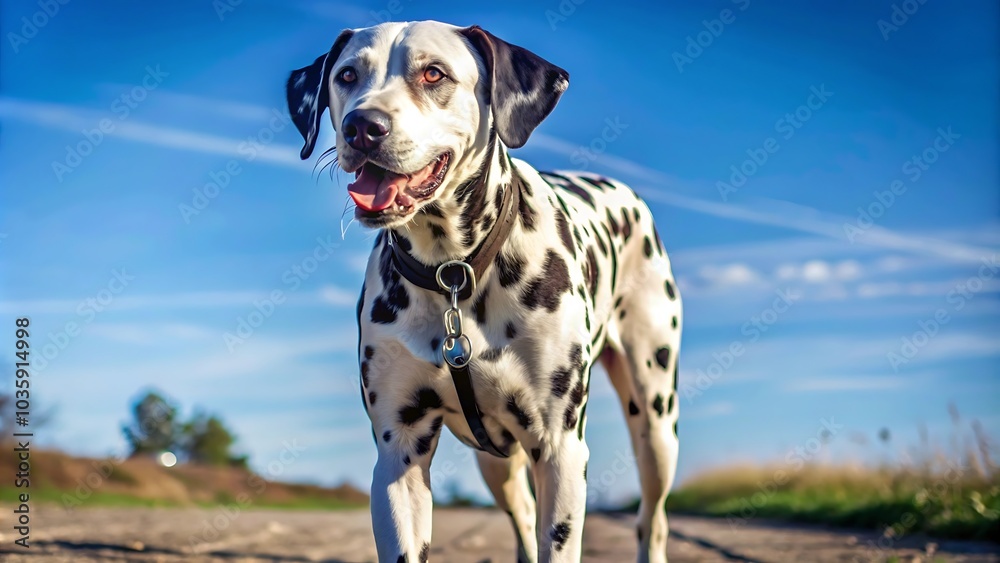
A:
[1,0,997,505]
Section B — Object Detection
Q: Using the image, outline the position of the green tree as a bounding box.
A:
[181,410,246,467]
[122,390,179,456]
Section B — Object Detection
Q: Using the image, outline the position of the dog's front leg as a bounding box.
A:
[533,437,589,563]
[371,445,436,562]
[368,389,444,562]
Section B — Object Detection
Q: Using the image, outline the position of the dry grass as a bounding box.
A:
[663,408,1000,542]
[0,448,368,510]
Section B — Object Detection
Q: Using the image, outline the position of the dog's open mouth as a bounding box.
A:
[348,152,451,216]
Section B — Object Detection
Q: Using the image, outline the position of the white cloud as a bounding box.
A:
[0,97,302,166]
[785,375,909,392]
[685,401,735,419]
[0,286,356,315]
[697,263,762,287]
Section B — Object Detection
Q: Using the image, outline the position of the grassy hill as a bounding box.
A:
[0,447,368,510]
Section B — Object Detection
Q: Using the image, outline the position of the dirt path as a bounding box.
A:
[0,506,996,562]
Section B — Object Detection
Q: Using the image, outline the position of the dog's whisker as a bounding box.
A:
[340,196,357,240]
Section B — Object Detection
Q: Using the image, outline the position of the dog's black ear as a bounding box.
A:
[459,26,569,149]
[286,29,354,159]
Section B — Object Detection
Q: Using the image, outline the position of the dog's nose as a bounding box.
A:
[342,109,391,153]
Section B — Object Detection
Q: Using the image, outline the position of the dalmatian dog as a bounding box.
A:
[286,21,681,563]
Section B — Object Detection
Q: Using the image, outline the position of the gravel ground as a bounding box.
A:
[0,506,997,562]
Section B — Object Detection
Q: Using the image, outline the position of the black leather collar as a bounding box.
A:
[388,173,520,301]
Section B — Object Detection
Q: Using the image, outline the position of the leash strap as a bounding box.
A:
[387,175,522,458]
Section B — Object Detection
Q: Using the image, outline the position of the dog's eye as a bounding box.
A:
[423,66,445,84]
[337,67,357,84]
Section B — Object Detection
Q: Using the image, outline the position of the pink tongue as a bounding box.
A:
[348,164,407,212]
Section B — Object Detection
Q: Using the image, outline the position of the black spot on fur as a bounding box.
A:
[420,543,429,563]
[628,400,640,416]
[496,251,525,287]
[633,207,641,222]
[383,431,392,442]
[556,178,596,209]
[656,346,672,369]
[422,203,443,218]
[480,212,494,234]
[505,322,517,339]
[399,388,443,425]
[370,297,397,324]
[569,380,585,406]
[665,279,676,300]
[578,176,606,191]
[550,367,573,397]
[551,522,571,551]
[652,394,665,417]
[360,361,369,388]
[619,309,627,320]
[397,555,406,563]
[606,208,620,236]
[507,395,533,429]
[414,417,443,456]
[667,392,675,414]
[403,456,410,466]
[555,209,576,258]
[364,346,375,359]
[593,223,608,256]
[430,337,440,351]
[672,315,678,329]
[673,364,679,393]
[518,191,538,231]
[646,359,652,369]
[653,224,664,255]
[368,391,377,405]
[479,347,504,362]
[643,236,653,258]
[472,286,490,324]
[564,403,578,430]
[521,250,571,312]
[620,208,632,241]
[583,463,588,480]
[430,223,446,239]
[673,420,679,437]
[585,247,599,300]
[569,344,583,368]
[531,447,541,462]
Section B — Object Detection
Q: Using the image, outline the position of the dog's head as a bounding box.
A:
[286,21,568,228]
